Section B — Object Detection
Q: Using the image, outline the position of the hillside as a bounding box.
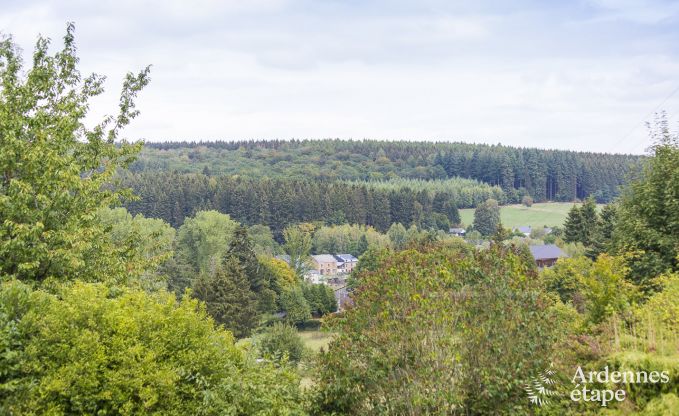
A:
[131,140,642,203]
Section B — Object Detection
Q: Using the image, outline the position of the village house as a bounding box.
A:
[311,254,339,275]
[516,226,532,237]
[529,244,567,268]
[449,227,466,237]
[334,254,359,273]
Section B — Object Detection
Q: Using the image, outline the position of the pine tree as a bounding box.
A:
[443,200,461,225]
[227,225,263,292]
[563,205,583,243]
[191,256,259,338]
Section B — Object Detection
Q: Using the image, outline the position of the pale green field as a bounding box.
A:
[459,202,587,229]
[299,330,334,352]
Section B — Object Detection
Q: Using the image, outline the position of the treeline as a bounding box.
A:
[131,139,642,202]
[122,173,479,234]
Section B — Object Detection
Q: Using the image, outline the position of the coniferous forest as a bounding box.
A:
[2,24,679,416]
[122,142,641,234]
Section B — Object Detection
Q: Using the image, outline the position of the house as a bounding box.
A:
[311,254,339,275]
[516,226,532,237]
[334,254,359,273]
[529,244,567,268]
[305,269,323,284]
[449,227,466,237]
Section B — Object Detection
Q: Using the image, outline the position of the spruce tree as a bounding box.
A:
[563,205,583,243]
[227,225,263,292]
[191,256,259,338]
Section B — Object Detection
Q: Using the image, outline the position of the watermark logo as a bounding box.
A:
[526,364,671,408]
[525,364,560,407]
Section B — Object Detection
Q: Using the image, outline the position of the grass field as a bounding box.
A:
[299,330,334,352]
[459,202,586,229]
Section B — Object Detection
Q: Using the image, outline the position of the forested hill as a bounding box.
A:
[131,139,642,202]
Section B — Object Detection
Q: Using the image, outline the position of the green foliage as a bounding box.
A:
[386,222,408,250]
[638,274,679,333]
[97,207,175,290]
[131,140,639,204]
[564,197,599,249]
[312,223,390,256]
[612,114,679,290]
[522,195,534,207]
[542,254,638,324]
[473,198,500,236]
[259,256,298,294]
[227,225,264,293]
[301,282,338,316]
[176,210,238,274]
[191,256,259,338]
[283,223,314,277]
[279,287,312,326]
[255,322,305,363]
[248,224,280,256]
[603,352,679,411]
[0,280,303,415]
[312,244,565,415]
[0,24,150,286]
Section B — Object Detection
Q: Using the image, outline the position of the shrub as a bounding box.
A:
[522,195,534,207]
[256,322,305,363]
[0,280,303,415]
[312,244,567,415]
[280,287,312,326]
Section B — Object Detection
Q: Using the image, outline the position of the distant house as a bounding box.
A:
[334,254,359,273]
[449,227,466,237]
[305,269,323,284]
[529,244,567,268]
[516,226,532,236]
[311,254,339,275]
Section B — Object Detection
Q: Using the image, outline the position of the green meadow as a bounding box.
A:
[459,202,590,229]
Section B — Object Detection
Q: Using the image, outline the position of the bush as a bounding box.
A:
[0,280,304,415]
[256,322,305,363]
[522,195,534,207]
[312,244,567,415]
[280,287,312,326]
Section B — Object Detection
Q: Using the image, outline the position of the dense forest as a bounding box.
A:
[130,139,642,202]
[122,173,496,232]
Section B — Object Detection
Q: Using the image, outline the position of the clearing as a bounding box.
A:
[459,202,590,229]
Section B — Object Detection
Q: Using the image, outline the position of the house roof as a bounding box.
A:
[335,254,358,262]
[449,227,466,233]
[529,244,566,260]
[312,254,338,263]
[517,226,532,234]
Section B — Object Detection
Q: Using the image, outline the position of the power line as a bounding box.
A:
[610,82,679,154]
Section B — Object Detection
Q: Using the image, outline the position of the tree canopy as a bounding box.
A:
[0,24,150,286]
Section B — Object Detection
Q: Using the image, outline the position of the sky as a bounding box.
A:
[2,0,679,154]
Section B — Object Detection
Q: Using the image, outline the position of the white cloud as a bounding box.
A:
[2,0,679,154]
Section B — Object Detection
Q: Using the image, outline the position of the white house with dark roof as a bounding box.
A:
[334,254,358,273]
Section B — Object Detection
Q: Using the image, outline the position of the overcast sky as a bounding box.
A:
[2,0,679,154]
